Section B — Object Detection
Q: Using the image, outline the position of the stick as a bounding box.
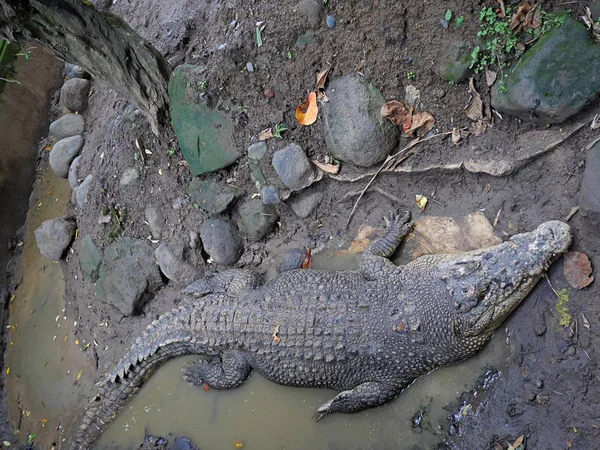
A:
[338,186,403,204]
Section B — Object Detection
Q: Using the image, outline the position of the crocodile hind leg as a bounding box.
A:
[360,211,412,281]
[182,350,252,389]
[182,269,263,298]
[314,381,402,421]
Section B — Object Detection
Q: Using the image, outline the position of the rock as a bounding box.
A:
[323,74,399,167]
[173,437,199,450]
[238,197,279,242]
[248,141,267,160]
[277,248,306,273]
[145,206,163,239]
[120,167,139,186]
[264,88,275,98]
[75,174,93,208]
[96,238,163,316]
[249,160,267,187]
[439,18,449,29]
[49,135,84,178]
[79,235,103,282]
[65,63,90,79]
[295,29,315,48]
[436,40,473,84]
[68,155,82,188]
[326,15,337,29]
[491,16,600,124]
[169,65,241,175]
[200,218,243,265]
[34,216,76,261]
[172,196,190,209]
[60,78,91,112]
[261,185,280,205]
[154,239,202,285]
[246,61,255,72]
[580,141,600,220]
[592,1,600,21]
[272,143,317,190]
[290,189,323,218]
[49,114,84,140]
[295,0,323,28]
[188,178,239,214]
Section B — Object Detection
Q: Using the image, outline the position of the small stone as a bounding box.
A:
[49,135,84,178]
[248,141,268,161]
[145,206,164,239]
[439,18,449,28]
[60,78,91,112]
[188,178,239,214]
[535,393,550,405]
[290,190,323,218]
[173,437,199,450]
[217,43,227,51]
[230,20,238,28]
[534,324,546,336]
[261,185,280,205]
[238,197,279,242]
[246,62,255,72]
[172,196,190,209]
[535,379,544,389]
[68,155,82,189]
[79,235,103,282]
[264,88,275,98]
[277,248,306,273]
[200,218,243,265]
[120,167,139,186]
[249,160,267,187]
[527,392,537,402]
[189,231,199,249]
[49,114,84,140]
[272,143,317,190]
[154,239,202,285]
[326,15,337,29]
[76,174,93,208]
[65,63,89,79]
[34,216,76,261]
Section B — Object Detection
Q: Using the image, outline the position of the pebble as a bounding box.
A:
[172,196,190,209]
[120,167,139,186]
[248,141,267,161]
[326,15,337,29]
[200,218,243,265]
[230,20,238,28]
[440,18,449,28]
[534,324,547,336]
[291,190,324,218]
[75,174,94,208]
[277,248,306,273]
[246,62,255,72]
[34,216,77,261]
[217,43,227,51]
[272,143,317,190]
[535,379,544,389]
[68,155,82,189]
[49,135,84,178]
[261,185,280,205]
[264,88,275,98]
[145,205,164,239]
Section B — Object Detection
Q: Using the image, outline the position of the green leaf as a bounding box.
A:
[3,441,11,447]
[445,9,452,21]
[455,15,465,27]
[256,27,262,48]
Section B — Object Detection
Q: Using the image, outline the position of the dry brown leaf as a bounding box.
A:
[406,111,435,136]
[258,128,273,140]
[470,120,488,136]
[525,8,541,29]
[582,312,590,330]
[316,67,331,101]
[301,248,312,269]
[296,92,318,125]
[497,0,506,18]
[312,159,341,174]
[485,67,498,87]
[563,251,594,289]
[510,3,532,31]
[452,127,461,145]
[465,78,483,121]
[511,435,525,449]
[381,100,411,127]
[416,194,428,211]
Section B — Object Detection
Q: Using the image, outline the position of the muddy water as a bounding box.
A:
[96,247,509,450]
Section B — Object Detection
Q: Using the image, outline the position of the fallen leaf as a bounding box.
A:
[512,435,524,448]
[582,312,590,330]
[406,111,435,137]
[2,442,10,447]
[465,78,483,121]
[316,67,331,101]
[485,67,497,87]
[591,114,600,130]
[258,128,273,141]
[301,248,313,269]
[497,0,506,18]
[5,367,9,375]
[525,8,541,29]
[415,194,428,211]
[563,251,594,289]
[510,3,532,31]
[470,120,488,136]
[76,369,83,381]
[381,100,411,127]
[312,159,340,174]
[43,145,51,151]
[451,127,461,145]
[234,441,244,449]
[296,91,318,125]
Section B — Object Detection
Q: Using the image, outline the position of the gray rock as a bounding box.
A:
[154,239,202,285]
[75,174,93,208]
[261,185,280,205]
[491,16,600,124]
[65,63,90,79]
[277,248,306,273]
[248,141,267,160]
[272,143,317,190]
[200,218,243,265]
[34,216,76,261]
[249,160,268,188]
[145,206,164,239]
[61,78,91,112]
[295,0,323,28]
[68,155,82,189]
[79,235,103,282]
[120,167,139,186]
[323,74,399,167]
[581,141,600,221]
[188,178,239,214]
[239,197,279,242]
[49,135,84,178]
[96,238,163,315]
[173,437,199,450]
[436,40,473,84]
[172,196,190,209]
[290,189,323,218]
[49,114,84,140]
[295,29,315,48]
[246,61,255,72]
[326,15,337,29]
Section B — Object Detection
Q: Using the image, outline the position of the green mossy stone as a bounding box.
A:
[437,41,473,84]
[79,235,103,282]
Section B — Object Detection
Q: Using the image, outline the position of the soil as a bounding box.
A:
[3,0,600,448]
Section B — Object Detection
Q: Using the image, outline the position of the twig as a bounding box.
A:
[545,274,560,297]
[338,186,403,204]
[345,156,391,228]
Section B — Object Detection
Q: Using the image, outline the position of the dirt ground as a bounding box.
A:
[3,0,600,448]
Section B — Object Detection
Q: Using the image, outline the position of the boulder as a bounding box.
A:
[154,239,202,285]
[96,238,163,315]
[580,141,600,221]
[323,74,399,167]
[238,197,279,242]
[49,114,84,140]
[68,155,82,189]
[79,235,102,282]
[272,143,317,190]
[188,178,239,214]
[491,16,600,124]
[277,248,306,273]
[200,218,243,265]
[75,174,93,208]
[34,216,76,261]
[61,78,91,112]
[169,65,241,175]
[49,135,84,178]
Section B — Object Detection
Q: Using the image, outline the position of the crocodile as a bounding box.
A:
[70,212,571,449]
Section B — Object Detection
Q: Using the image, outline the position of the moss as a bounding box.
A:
[555,288,572,327]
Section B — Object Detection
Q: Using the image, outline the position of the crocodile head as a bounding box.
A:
[440,221,572,337]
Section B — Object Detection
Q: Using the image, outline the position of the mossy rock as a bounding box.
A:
[437,41,473,84]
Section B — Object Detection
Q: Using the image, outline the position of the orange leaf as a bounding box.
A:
[406,111,435,137]
[301,248,313,269]
[296,92,318,125]
[381,100,411,127]
[258,128,273,141]
[312,159,340,174]
[564,251,594,289]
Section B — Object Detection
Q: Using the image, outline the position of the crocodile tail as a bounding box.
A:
[70,301,200,450]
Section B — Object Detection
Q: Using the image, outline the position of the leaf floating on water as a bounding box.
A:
[563,251,594,289]
[234,441,244,449]
[76,369,83,382]
[5,367,9,375]
[415,195,428,211]
[296,92,318,126]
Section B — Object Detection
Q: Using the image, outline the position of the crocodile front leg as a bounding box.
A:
[314,381,402,421]
[182,350,252,389]
[360,211,412,281]
[182,269,263,297]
